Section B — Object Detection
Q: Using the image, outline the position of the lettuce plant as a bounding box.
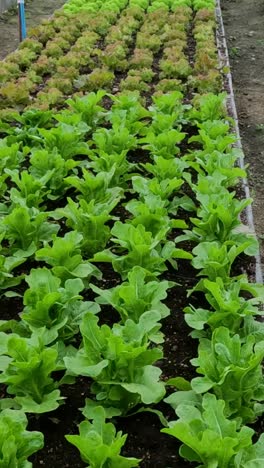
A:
[180,173,255,247]
[189,92,226,123]
[185,277,264,336]
[190,241,256,288]
[22,268,99,343]
[6,169,51,208]
[0,330,63,413]
[64,168,124,204]
[163,392,255,467]
[66,406,140,468]
[110,91,149,132]
[0,409,44,467]
[126,197,187,238]
[142,155,188,181]
[130,176,194,214]
[91,265,173,326]
[189,120,237,153]
[66,90,107,128]
[35,231,101,285]
[139,129,185,158]
[191,327,264,423]
[186,148,246,188]
[94,221,192,279]
[87,150,134,187]
[39,122,89,160]
[0,206,59,256]
[29,149,79,200]
[54,198,114,257]
[64,312,165,414]
[132,175,183,201]
[92,124,138,154]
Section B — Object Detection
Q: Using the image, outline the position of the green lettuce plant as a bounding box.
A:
[91,265,173,326]
[0,329,63,413]
[35,231,101,285]
[163,392,256,467]
[191,327,264,423]
[0,206,59,257]
[0,409,44,467]
[66,406,140,468]
[54,198,114,257]
[93,221,192,279]
[64,312,165,414]
[22,268,99,343]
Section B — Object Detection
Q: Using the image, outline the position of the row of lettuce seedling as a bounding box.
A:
[0,0,220,114]
[0,87,263,465]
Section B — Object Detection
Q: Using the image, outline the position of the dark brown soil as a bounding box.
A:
[222,0,264,269]
[0,0,66,60]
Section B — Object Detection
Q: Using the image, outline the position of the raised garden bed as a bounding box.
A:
[0,0,263,467]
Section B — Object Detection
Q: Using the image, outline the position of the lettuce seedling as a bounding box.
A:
[126,198,187,239]
[66,406,140,468]
[87,150,134,188]
[142,155,188,181]
[110,92,149,133]
[92,124,137,154]
[0,206,59,257]
[131,176,194,215]
[36,231,101,285]
[93,222,192,279]
[179,173,256,248]
[189,120,237,153]
[139,129,185,158]
[29,149,79,200]
[189,92,227,122]
[66,90,107,128]
[163,392,255,467]
[54,198,114,257]
[64,168,124,204]
[132,175,183,201]
[190,241,256,288]
[184,277,264,336]
[39,122,90,160]
[22,268,99,343]
[191,327,264,423]
[185,148,246,188]
[0,330,63,413]
[64,312,165,414]
[91,265,174,327]
[0,409,44,467]
[150,90,184,116]
[6,169,51,208]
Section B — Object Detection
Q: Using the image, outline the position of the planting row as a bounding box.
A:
[0,88,263,466]
[0,0,220,113]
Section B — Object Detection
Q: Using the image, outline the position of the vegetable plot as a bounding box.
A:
[0,0,263,467]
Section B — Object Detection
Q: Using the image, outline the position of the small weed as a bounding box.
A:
[256,123,264,132]
[229,47,240,58]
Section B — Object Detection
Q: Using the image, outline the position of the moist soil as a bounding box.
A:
[0,0,66,60]
[222,0,264,269]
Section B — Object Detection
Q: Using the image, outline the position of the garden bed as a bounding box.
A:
[0,1,263,467]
